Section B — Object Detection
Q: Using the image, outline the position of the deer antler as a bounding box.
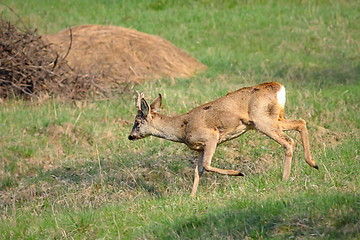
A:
[136,91,145,110]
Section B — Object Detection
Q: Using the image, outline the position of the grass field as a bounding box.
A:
[1,0,359,239]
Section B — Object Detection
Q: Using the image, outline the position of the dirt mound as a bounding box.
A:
[42,24,207,84]
[0,21,206,100]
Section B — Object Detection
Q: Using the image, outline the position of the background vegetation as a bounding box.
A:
[1,0,359,239]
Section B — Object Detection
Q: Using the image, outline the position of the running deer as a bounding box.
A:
[128,82,318,197]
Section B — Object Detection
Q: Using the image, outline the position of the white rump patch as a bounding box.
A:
[277,85,286,108]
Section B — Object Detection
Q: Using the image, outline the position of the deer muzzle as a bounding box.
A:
[128,135,137,140]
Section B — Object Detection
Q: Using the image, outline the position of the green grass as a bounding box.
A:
[1,191,358,239]
[1,0,359,239]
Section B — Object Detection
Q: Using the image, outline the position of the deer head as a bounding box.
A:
[128,91,162,140]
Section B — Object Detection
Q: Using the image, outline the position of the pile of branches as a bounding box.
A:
[0,19,110,100]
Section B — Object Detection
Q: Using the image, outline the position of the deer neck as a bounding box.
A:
[150,113,188,143]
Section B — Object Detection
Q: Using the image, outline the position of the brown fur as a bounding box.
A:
[128,82,318,197]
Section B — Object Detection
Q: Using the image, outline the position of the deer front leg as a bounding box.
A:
[190,139,244,197]
[202,139,244,176]
[190,151,204,197]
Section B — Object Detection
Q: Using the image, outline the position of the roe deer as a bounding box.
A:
[128,82,318,197]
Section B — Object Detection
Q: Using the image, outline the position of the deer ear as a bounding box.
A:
[140,98,150,117]
[150,94,162,112]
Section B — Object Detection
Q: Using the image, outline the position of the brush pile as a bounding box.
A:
[0,20,206,100]
[0,20,102,99]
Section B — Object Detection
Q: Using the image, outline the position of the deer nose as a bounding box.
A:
[128,135,135,140]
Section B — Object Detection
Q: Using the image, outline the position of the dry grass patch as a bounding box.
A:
[42,24,207,84]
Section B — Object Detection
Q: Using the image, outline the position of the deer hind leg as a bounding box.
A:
[279,119,318,169]
[254,122,295,180]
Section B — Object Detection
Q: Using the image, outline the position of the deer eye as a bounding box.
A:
[139,118,147,124]
[135,118,145,126]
